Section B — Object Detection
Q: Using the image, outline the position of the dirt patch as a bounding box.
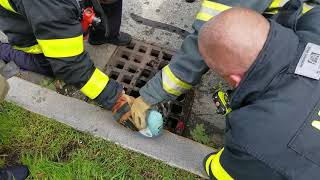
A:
[141,170,158,179]
[57,140,82,162]
[0,146,21,167]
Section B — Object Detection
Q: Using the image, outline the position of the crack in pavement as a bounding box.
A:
[130,13,191,39]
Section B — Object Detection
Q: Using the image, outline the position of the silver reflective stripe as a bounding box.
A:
[162,70,187,96]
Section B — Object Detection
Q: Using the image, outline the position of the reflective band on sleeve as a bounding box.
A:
[196,12,215,22]
[80,68,109,99]
[37,35,84,58]
[13,44,43,54]
[202,1,231,12]
[269,0,282,9]
[265,0,289,14]
[210,148,234,180]
[303,3,313,14]
[196,0,231,21]
[162,65,192,96]
[0,0,16,13]
[312,120,320,131]
[205,154,216,175]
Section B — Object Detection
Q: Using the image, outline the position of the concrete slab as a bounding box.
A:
[122,0,201,50]
[6,77,215,178]
[84,41,118,70]
[0,31,8,43]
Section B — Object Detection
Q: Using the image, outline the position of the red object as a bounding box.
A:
[81,7,98,39]
[175,120,185,135]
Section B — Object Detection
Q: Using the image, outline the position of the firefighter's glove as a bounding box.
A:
[112,92,137,131]
[131,96,151,130]
[0,74,9,103]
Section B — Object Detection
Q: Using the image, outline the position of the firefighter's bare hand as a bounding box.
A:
[131,96,151,130]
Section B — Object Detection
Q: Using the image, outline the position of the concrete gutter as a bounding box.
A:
[6,77,214,178]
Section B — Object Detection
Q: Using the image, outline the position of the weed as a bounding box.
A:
[190,124,210,145]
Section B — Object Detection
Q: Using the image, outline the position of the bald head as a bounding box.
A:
[199,8,270,87]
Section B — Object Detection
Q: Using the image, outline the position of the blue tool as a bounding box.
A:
[139,110,163,138]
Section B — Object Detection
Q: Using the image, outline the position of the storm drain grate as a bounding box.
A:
[104,39,194,134]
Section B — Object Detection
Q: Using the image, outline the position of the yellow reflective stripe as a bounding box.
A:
[196,12,214,21]
[269,0,282,9]
[211,148,234,180]
[80,68,109,99]
[205,154,215,175]
[13,44,43,54]
[266,0,290,14]
[266,0,281,14]
[202,0,231,12]
[303,3,313,14]
[37,35,84,58]
[0,0,16,13]
[196,1,231,21]
[163,66,192,89]
[163,82,182,96]
[312,120,320,131]
[162,65,192,96]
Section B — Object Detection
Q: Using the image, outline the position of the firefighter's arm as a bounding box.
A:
[204,146,285,180]
[21,0,123,110]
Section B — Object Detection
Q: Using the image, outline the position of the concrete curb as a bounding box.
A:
[6,77,215,178]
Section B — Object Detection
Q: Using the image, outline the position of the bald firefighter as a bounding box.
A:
[131,0,320,179]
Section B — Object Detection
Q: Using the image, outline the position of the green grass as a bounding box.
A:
[0,102,202,179]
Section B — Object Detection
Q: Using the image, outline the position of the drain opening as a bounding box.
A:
[121,51,130,60]
[150,49,160,58]
[116,62,125,69]
[122,75,132,84]
[133,54,142,64]
[171,104,183,115]
[139,46,147,53]
[110,71,119,80]
[135,79,146,88]
[141,69,151,78]
[158,61,167,70]
[126,42,136,50]
[147,60,157,68]
[176,94,186,102]
[129,90,140,98]
[128,66,138,74]
[163,52,173,61]
[166,117,178,130]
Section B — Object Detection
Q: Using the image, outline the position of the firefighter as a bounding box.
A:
[131,0,316,128]
[131,0,320,179]
[0,0,137,130]
[198,4,320,179]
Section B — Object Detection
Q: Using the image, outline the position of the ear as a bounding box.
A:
[228,74,243,88]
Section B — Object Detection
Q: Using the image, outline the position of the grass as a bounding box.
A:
[0,102,202,179]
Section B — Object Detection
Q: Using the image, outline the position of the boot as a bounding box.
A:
[88,31,132,46]
[0,165,30,180]
[88,0,132,46]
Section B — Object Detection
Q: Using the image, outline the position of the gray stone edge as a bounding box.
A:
[6,77,215,178]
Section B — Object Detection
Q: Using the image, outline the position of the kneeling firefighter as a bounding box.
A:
[0,0,139,130]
